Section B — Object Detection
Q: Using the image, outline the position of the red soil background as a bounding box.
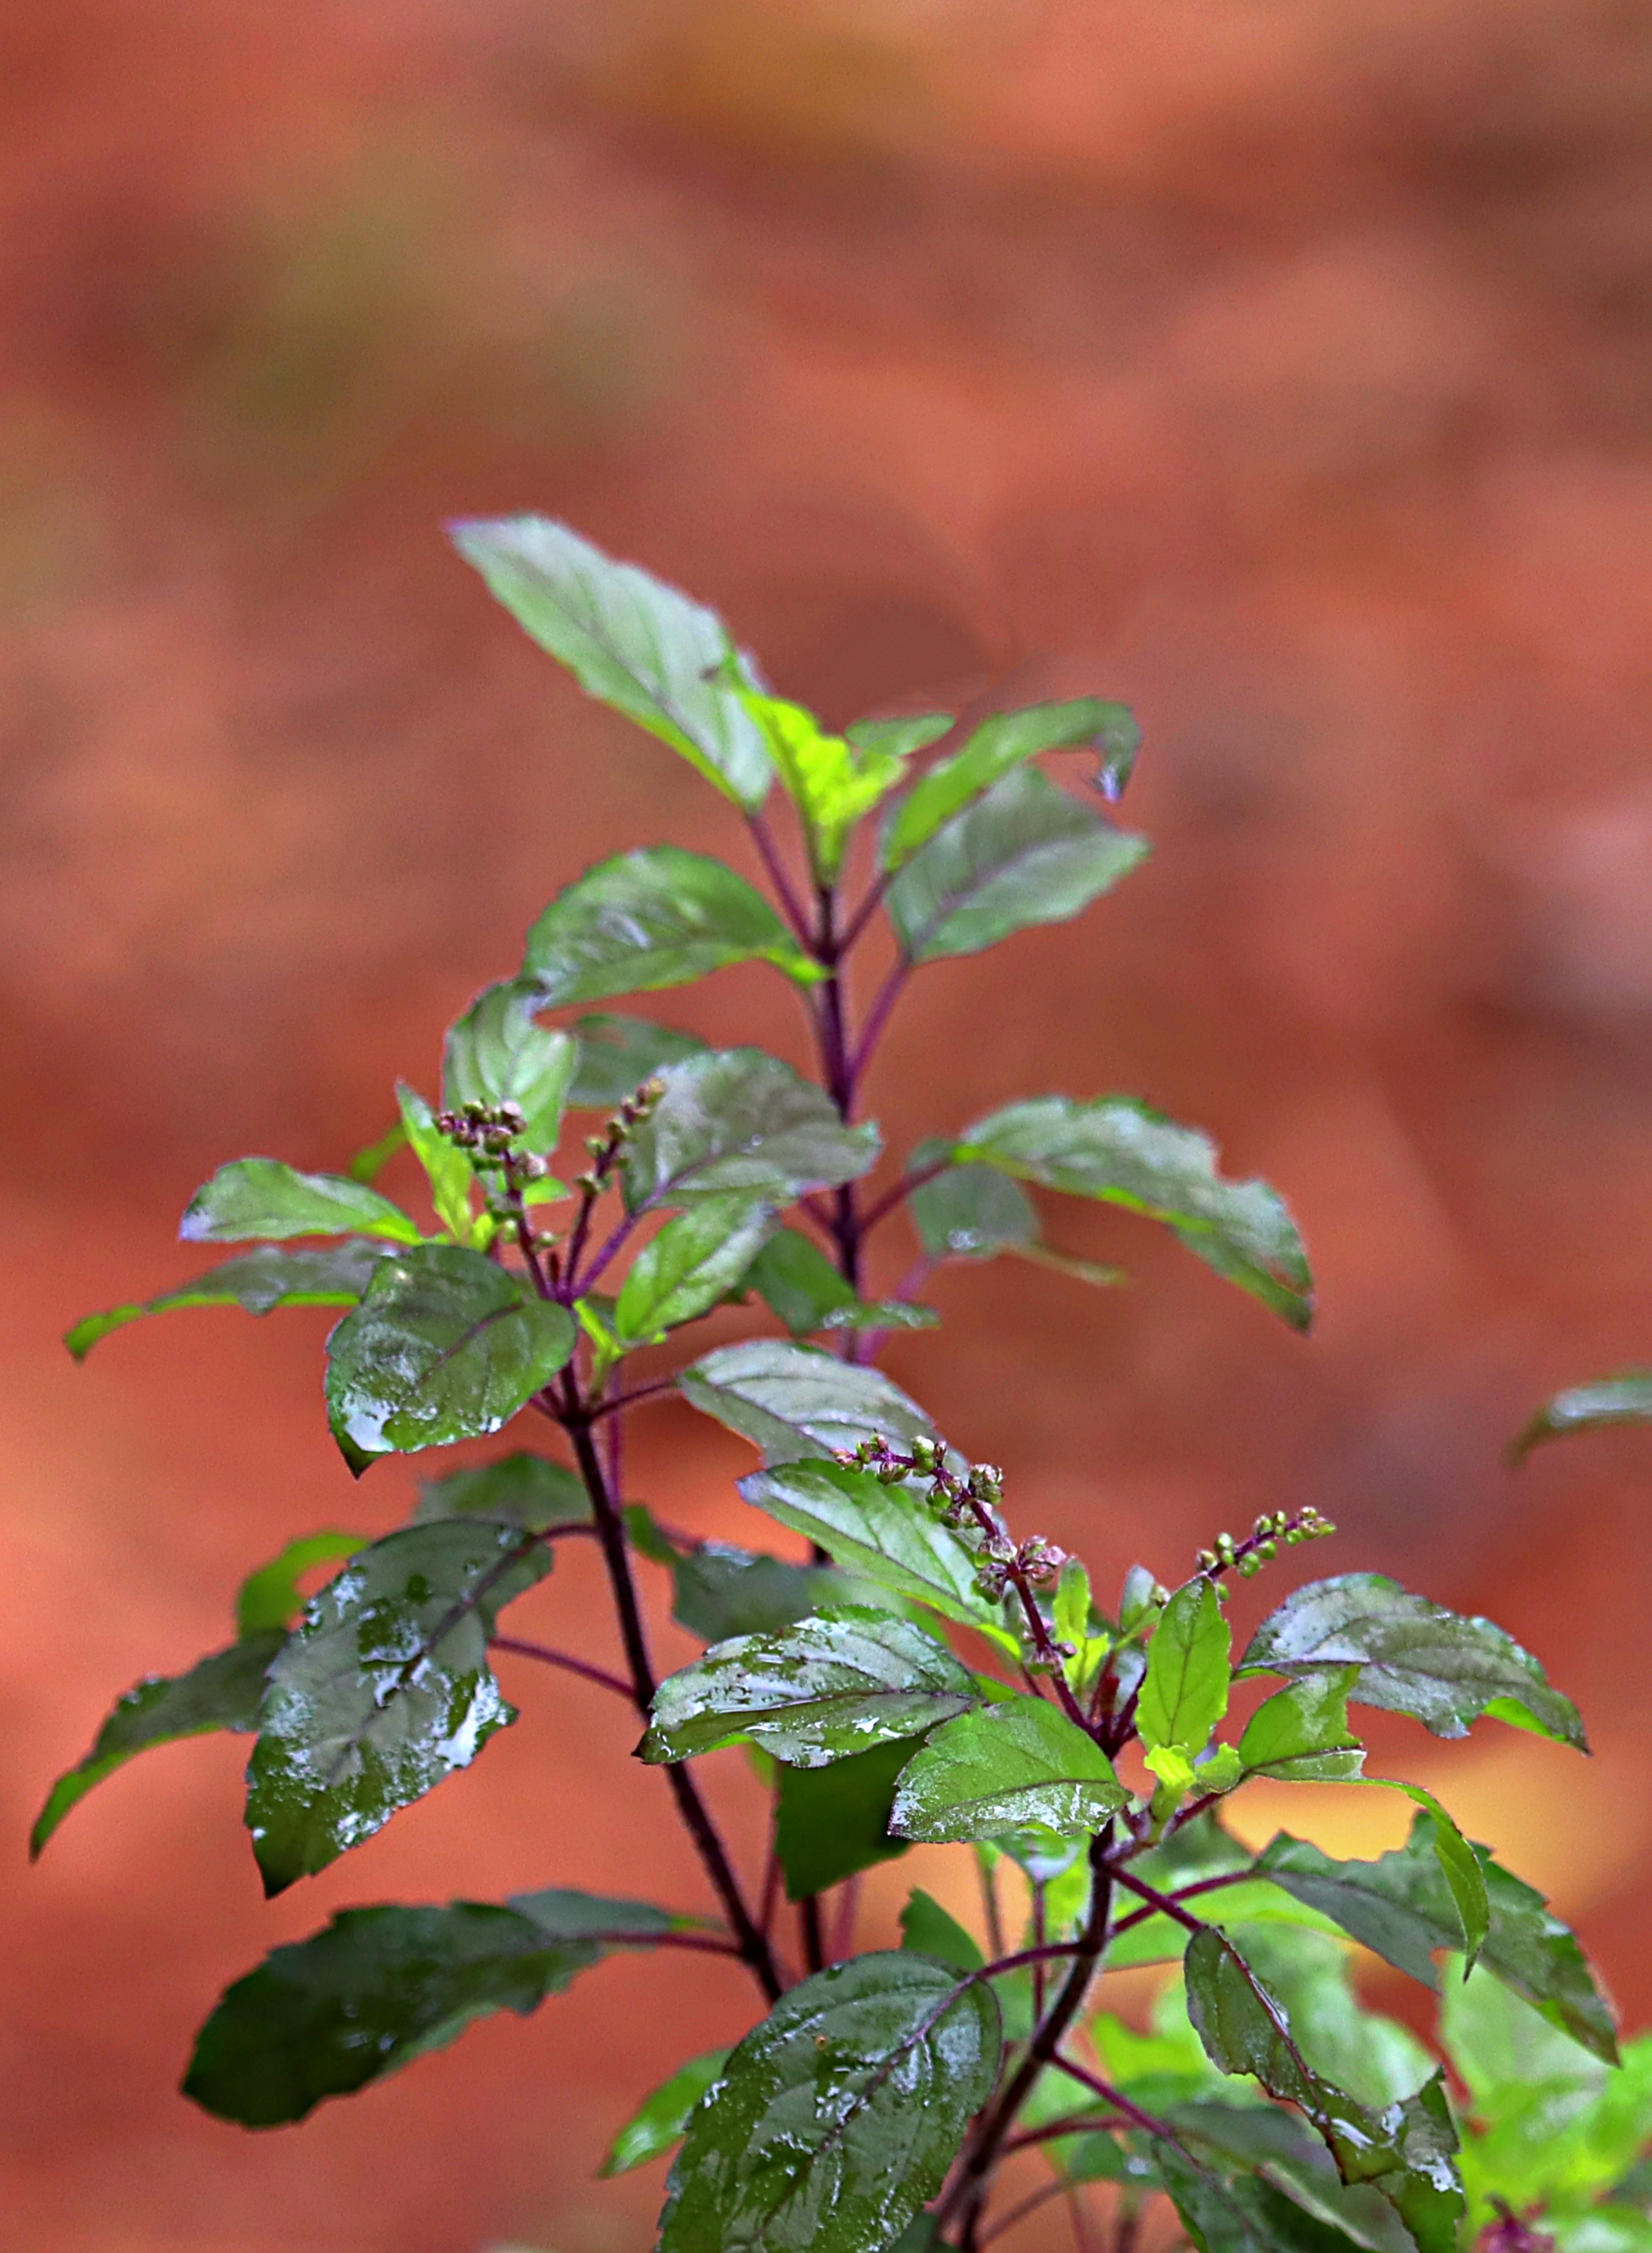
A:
[6,3,1652,2248]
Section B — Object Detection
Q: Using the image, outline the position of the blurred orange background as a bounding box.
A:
[7,3,1652,2249]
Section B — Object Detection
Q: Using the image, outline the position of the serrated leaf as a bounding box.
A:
[63,1240,398,1360]
[659,1953,1001,2253]
[956,1095,1313,1329]
[681,1338,936,1465]
[30,1633,284,1858]
[1224,1924,1435,2112]
[614,1196,777,1346]
[449,516,773,809]
[442,979,577,1154]
[886,765,1148,961]
[1139,1579,1231,1756]
[236,1532,366,1638]
[1512,1373,1652,1458]
[882,696,1141,869]
[184,1888,676,2126]
[899,1888,985,1973]
[641,1606,976,1765]
[1359,1782,1488,1971]
[1154,2130,1409,2253]
[890,1695,1126,1842]
[411,1451,592,1533]
[1240,1574,1586,1749]
[179,1158,423,1246]
[524,846,819,1010]
[244,1521,550,1893]
[622,1050,878,1211]
[397,1081,477,1241]
[737,687,906,881]
[566,1013,711,1110]
[324,1244,576,1468]
[664,1541,846,1643]
[1238,1669,1365,1783]
[776,1738,917,1898]
[1167,2101,1417,2253]
[907,1148,1039,1261]
[740,1458,1001,1634]
[600,2046,733,2177]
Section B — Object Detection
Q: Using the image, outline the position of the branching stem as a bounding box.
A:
[489,1637,632,1700]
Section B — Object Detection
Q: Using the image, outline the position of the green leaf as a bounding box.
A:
[1224,1924,1435,2112]
[1153,2132,1406,2253]
[566,1013,711,1110]
[30,1633,284,1858]
[600,2047,732,2177]
[1443,1961,1607,2125]
[1239,1574,1586,1749]
[1238,1669,1365,1783]
[776,1738,917,1898]
[244,1521,550,1893]
[740,1458,1000,1633]
[411,1451,592,1533]
[324,1244,576,1469]
[659,1953,1001,2253]
[64,1240,398,1361]
[882,697,1141,869]
[681,1338,936,1466]
[1360,1783,1488,1971]
[1255,1815,1619,2062]
[614,1196,777,1346]
[1166,2102,1418,2253]
[738,1226,938,1337]
[1512,1373,1652,1458]
[662,1540,847,1644]
[846,713,953,761]
[737,687,906,881]
[184,1888,676,2126]
[347,1120,407,1183]
[907,1149,1039,1261]
[236,1532,366,1638]
[886,766,1148,962]
[955,1096,1313,1329]
[397,1081,477,1242]
[179,1158,423,1246]
[449,516,773,810]
[443,980,577,1154]
[641,1606,976,1765]
[1139,1579,1231,1756]
[890,1695,1126,1842]
[622,1050,879,1210]
[899,1888,985,1972]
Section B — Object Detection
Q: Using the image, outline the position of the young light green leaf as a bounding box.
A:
[449,516,773,809]
[890,1695,1127,1842]
[184,1888,677,2126]
[886,766,1148,962]
[1442,1962,1608,2125]
[244,1521,551,1893]
[614,1196,777,1346]
[30,1633,284,1858]
[882,696,1141,869]
[621,1050,879,1211]
[737,687,907,881]
[641,1606,976,1765]
[1240,1574,1586,1749]
[776,1738,917,1898]
[397,1082,476,1241]
[236,1531,366,1638]
[681,1338,936,1466]
[566,1013,711,1110]
[1358,1783,1488,1972]
[1511,1373,1652,1459]
[600,2046,733,2177]
[659,1953,1001,2253]
[348,1120,407,1183]
[906,1146,1040,1262]
[324,1244,576,1470]
[1138,1579,1231,1756]
[179,1158,423,1245]
[1237,1668,1365,1783]
[899,1888,986,1973]
[955,1095,1313,1329]
[442,980,577,1154]
[740,1459,999,1633]
[64,1240,398,1361]
[411,1451,592,1533]
[662,1540,847,1644]
[737,1227,937,1337]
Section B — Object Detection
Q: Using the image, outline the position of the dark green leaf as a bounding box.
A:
[955,1096,1313,1329]
[1222,1924,1435,2111]
[641,1606,976,1765]
[600,2047,732,2177]
[244,1521,550,1893]
[666,1541,846,1643]
[397,1081,477,1241]
[567,1014,711,1110]
[738,688,906,881]
[411,1451,592,1533]
[443,979,577,1154]
[886,766,1148,962]
[741,1459,1003,1635]
[184,1887,676,2126]
[30,1634,284,1858]
[1167,2103,1417,2253]
[1511,1373,1652,1458]
[1238,1670,1365,1783]
[1153,2136,1401,2253]
[236,1532,366,1638]
[899,1888,985,1972]
[1240,1574,1586,1749]
[450,516,773,810]
[846,713,953,761]
[64,1240,397,1361]
[179,1158,423,1246]
[324,1244,576,1468]
[890,1695,1126,1842]
[681,1338,936,1466]
[907,1152,1038,1261]
[777,1739,917,1898]
[614,1196,777,1345]
[1138,1579,1231,1755]
[738,1227,937,1337]
[622,1050,879,1210]
[659,1953,1001,2253]
[1360,1783,1488,1971]
[882,697,1141,869]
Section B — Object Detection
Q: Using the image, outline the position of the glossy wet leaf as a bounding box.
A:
[1227,1923,1436,2112]
[642,1606,976,1765]
[184,1888,676,2126]
[244,1521,551,1893]
[524,847,818,1008]
[450,515,773,809]
[324,1244,576,1469]
[658,1952,1001,2253]
[741,1458,1001,1633]
[681,1338,937,1466]
[442,979,578,1154]
[664,1541,846,1644]
[613,1196,777,1345]
[1153,2135,1403,2253]
[1511,1373,1652,1458]
[898,1888,984,1973]
[397,1081,476,1241]
[1360,1782,1489,1970]
[1138,1578,1230,1755]
[600,2046,732,2177]
[411,1451,592,1533]
[955,1095,1313,1329]
[906,1151,1039,1262]
[236,1531,366,1638]
[566,1013,711,1110]
[179,1159,423,1246]
[776,1738,917,1898]
[1240,1575,1586,1748]
[1237,1669,1365,1783]
[739,1227,937,1337]
[890,1695,1126,1842]
[886,766,1147,962]
[30,1633,284,1858]
[64,1240,398,1360]
[737,687,907,881]
[622,1050,879,1211]
[1166,2102,1418,2253]
[882,697,1141,869]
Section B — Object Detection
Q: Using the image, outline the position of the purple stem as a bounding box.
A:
[848,958,910,1082]
[490,1636,633,1700]
[858,1159,951,1236]
[588,1376,678,1422]
[747,811,815,948]
[1104,1867,1254,1939]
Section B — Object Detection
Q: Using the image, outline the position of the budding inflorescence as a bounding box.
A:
[569,1076,666,1198]
[833,1434,1068,1608]
[436,1101,553,1184]
[1196,1505,1336,1581]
